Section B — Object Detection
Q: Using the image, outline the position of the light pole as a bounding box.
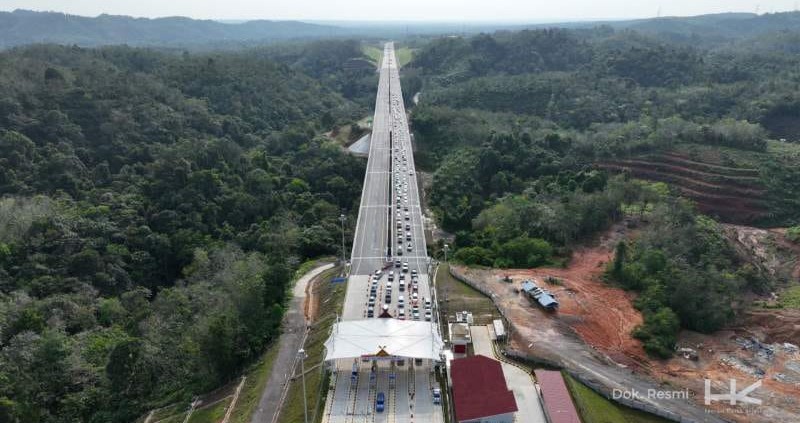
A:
[298,348,308,423]
[443,244,449,264]
[339,214,347,266]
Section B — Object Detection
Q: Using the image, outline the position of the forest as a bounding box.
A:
[409,24,800,357]
[0,43,370,422]
[2,10,800,420]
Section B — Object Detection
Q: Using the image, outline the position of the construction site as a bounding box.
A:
[448,221,800,423]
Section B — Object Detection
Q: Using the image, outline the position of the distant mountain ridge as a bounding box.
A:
[1,9,800,48]
[0,9,347,47]
[601,12,800,44]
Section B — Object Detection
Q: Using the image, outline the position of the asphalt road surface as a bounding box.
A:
[471,325,547,423]
[251,263,334,423]
[349,42,427,277]
[322,43,443,423]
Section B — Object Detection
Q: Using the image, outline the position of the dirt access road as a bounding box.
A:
[250,262,335,423]
[451,222,728,423]
[452,221,800,423]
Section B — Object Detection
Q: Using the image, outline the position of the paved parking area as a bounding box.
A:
[470,325,547,423]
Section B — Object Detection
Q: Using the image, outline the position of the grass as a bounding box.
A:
[277,266,345,423]
[156,413,186,423]
[779,285,800,309]
[564,373,672,423]
[147,403,184,422]
[228,343,281,423]
[362,45,382,65]
[435,263,501,325]
[188,398,231,423]
[362,44,414,68]
[229,259,335,423]
[395,47,414,68]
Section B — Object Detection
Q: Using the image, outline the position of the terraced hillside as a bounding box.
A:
[597,141,800,226]
[599,151,769,224]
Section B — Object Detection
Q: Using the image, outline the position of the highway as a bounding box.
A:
[322,42,442,423]
[349,42,427,277]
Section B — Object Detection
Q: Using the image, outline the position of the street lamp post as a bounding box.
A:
[443,244,449,264]
[339,214,347,266]
[298,348,308,423]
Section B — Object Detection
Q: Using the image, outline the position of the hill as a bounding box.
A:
[520,12,800,46]
[0,9,347,48]
[0,44,365,422]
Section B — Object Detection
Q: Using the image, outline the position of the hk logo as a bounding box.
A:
[704,379,762,405]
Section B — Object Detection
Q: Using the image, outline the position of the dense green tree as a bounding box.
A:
[0,44,368,421]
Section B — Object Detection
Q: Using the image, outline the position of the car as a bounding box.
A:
[406,233,412,241]
[399,281,405,292]
[367,306,374,317]
[412,310,420,320]
[398,295,404,307]
[425,298,432,308]
[386,282,392,290]
[368,296,375,305]
[406,244,412,251]
[395,260,401,267]
[384,295,391,304]
[404,213,410,221]
[398,309,406,319]
[397,249,403,256]
[412,292,419,301]
[376,392,385,412]
[375,269,382,277]
[432,388,441,405]
[411,269,418,276]
[425,311,432,321]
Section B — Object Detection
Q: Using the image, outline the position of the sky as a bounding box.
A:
[1,0,798,21]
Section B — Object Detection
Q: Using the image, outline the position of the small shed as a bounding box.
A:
[449,322,471,357]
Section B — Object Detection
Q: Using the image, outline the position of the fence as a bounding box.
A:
[448,265,707,423]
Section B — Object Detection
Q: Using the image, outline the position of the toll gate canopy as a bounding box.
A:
[324,319,444,361]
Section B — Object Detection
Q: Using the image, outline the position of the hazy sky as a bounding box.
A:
[2,0,797,21]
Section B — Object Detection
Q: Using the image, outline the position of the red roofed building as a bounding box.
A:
[451,355,518,423]
[534,370,582,423]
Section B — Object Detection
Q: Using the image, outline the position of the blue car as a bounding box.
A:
[376,392,385,412]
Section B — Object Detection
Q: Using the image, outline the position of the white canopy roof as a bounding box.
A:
[324,319,444,361]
